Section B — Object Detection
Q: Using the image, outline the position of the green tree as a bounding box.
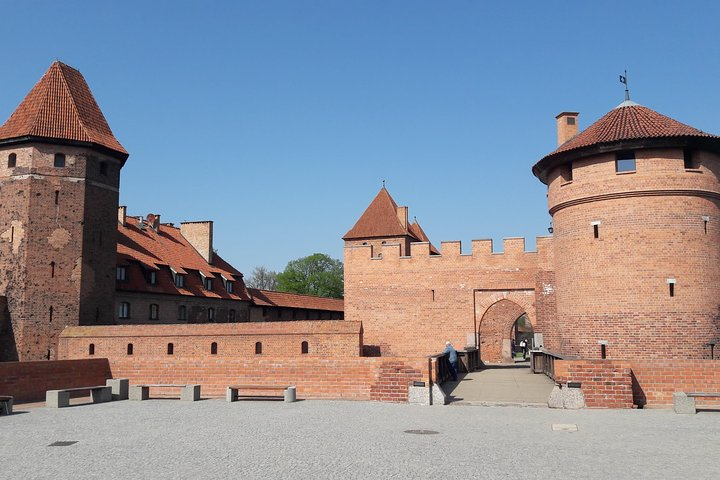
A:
[276,253,343,298]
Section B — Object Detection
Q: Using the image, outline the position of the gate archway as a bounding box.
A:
[476,290,535,363]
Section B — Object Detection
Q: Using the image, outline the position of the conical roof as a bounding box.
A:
[343,187,409,239]
[0,61,128,160]
[533,101,720,183]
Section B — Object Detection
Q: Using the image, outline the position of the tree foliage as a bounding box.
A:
[276,253,343,298]
[245,266,278,290]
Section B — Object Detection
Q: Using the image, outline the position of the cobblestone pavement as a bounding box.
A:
[1,398,719,479]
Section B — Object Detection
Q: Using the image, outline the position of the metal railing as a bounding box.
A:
[530,349,565,380]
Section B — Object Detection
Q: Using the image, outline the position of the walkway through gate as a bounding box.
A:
[441,365,555,405]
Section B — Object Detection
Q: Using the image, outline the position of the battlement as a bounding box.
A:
[346,236,553,264]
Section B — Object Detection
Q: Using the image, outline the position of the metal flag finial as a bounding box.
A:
[619,70,630,101]
[382,179,385,188]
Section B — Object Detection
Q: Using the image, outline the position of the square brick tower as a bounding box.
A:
[0,62,128,360]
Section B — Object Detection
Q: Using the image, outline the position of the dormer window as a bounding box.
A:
[7,153,16,168]
[148,270,157,285]
[615,151,636,173]
[172,270,185,288]
[204,278,213,290]
[116,266,127,281]
[226,280,234,293]
[54,153,66,168]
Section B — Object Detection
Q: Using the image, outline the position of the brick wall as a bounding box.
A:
[344,236,556,360]
[554,359,634,408]
[0,358,112,402]
[58,321,363,359]
[115,291,251,324]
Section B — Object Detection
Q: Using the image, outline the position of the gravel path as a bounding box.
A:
[1,399,718,479]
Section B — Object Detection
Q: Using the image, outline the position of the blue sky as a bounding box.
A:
[2,1,719,273]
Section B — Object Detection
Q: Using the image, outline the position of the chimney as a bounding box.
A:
[397,206,408,230]
[180,221,213,264]
[146,213,161,232]
[556,112,579,146]
[118,206,127,226]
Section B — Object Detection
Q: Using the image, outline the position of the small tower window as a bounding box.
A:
[167,343,174,355]
[211,342,218,355]
[54,190,59,205]
[89,343,95,355]
[703,216,710,234]
[615,151,636,173]
[684,149,695,169]
[301,341,309,354]
[7,153,16,168]
[566,116,576,125]
[667,278,676,297]
[127,343,134,355]
[54,153,66,168]
[591,221,601,239]
[255,342,262,354]
[49,306,53,323]
[99,161,108,176]
[149,304,159,320]
[50,261,56,278]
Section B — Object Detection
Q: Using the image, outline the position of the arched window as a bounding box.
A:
[178,305,187,321]
[127,343,134,355]
[149,303,159,320]
[7,153,16,167]
[167,343,174,355]
[301,341,309,354]
[54,153,66,167]
[89,343,95,355]
[208,307,215,322]
[255,342,262,355]
[211,342,218,355]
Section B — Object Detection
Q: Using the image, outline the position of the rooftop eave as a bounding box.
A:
[0,135,129,164]
[533,135,720,184]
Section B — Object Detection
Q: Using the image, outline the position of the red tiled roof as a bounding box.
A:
[408,220,440,255]
[117,216,250,301]
[343,187,409,239]
[0,61,128,159]
[534,101,720,183]
[248,288,344,312]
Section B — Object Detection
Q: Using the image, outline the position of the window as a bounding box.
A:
[7,153,16,168]
[225,280,233,293]
[301,341,309,354]
[54,190,60,205]
[100,161,108,176]
[591,221,601,239]
[54,153,66,167]
[89,343,95,355]
[175,274,185,288]
[119,302,130,319]
[615,151,636,173]
[561,163,573,183]
[127,343,134,355]
[208,307,215,322]
[668,278,676,297]
[684,149,695,169]
[178,305,187,321]
[204,278,213,290]
[255,342,262,354]
[116,266,127,281]
[149,303,159,320]
[566,116,576,125]
[50,261,55,278]
[148,271,157,285]
[229,309,236,322]
[211,342,218,355]
[167,343,174,355]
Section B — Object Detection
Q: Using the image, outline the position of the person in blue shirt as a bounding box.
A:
[444,341,458,381]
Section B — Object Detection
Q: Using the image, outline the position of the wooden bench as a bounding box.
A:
[46,386,112,408]
[226,385,296,403]
[0,395,13,415]
[673,392,720,414]
[130,384,201,402]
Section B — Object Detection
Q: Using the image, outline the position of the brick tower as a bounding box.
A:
[0,62,128,361]
[533,101,720,359]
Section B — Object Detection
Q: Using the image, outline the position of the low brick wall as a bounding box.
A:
[554,358,720,409]
[102,356,426,402]
[0,359,112,402]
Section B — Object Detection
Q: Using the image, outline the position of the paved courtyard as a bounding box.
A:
[1,397,719,479]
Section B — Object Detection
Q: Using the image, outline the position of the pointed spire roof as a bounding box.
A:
[343,187,409,239]
[408,219,440,255]
[0,61,128,160]
[533,101,720,184]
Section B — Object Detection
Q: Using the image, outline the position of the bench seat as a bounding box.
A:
[130,384,201,402]
[226,385,296,403]
[0,395,13,415]
[673,391,720,414]
[46,386,112,408]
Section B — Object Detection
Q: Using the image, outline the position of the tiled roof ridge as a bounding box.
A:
[55,62,91,144]
[250,288,342,300]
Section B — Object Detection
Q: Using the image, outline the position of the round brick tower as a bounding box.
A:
[533,100,720,360]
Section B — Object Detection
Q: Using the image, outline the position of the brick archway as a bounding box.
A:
[475,290,535,363]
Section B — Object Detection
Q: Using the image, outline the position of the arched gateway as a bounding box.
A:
[475,290,535,363]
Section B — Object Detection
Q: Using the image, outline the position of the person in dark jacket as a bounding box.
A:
[444,341,458,381]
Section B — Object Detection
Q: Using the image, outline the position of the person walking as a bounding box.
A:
[444,341,458,381]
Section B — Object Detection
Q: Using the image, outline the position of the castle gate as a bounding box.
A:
[475,290,535,363]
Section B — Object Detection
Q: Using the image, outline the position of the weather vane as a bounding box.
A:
[619,70,630,101]
[382,179,385,188]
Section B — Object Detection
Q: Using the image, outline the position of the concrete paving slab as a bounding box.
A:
[443,365,555,405]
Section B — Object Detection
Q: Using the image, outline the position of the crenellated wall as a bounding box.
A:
[344,236,558,359]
